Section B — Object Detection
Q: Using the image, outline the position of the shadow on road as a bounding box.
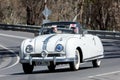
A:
[0,46,19,57]
[11,66,93,75]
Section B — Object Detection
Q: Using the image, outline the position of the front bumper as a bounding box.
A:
[20,51,75,65]
[20,56,74,65]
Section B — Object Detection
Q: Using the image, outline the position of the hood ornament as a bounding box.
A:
[41,50,48,58]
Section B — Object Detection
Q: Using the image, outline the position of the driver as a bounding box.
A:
[51,25,58,33]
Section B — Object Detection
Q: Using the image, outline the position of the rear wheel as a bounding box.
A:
[69,50,80,71]
[22,63,34,74]
[92,59,101,67]
[47,61,56,72]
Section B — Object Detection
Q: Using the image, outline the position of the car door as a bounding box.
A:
[81,34,97,59]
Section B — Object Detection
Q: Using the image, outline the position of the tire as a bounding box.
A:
[22,63,34,74]
[92,59,101,67]
[47,61,56,72]
[69,50,80,71]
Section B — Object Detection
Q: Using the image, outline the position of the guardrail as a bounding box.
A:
[0,23,120,39]
[87,30,120,39]
[0,23,41,33]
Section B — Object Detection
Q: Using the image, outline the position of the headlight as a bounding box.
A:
[25,45,33,53]
[55,44,64,52]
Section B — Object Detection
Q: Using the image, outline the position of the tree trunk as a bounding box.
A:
[26,6,35,25]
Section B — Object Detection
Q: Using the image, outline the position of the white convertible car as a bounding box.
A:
[19,22,104,74]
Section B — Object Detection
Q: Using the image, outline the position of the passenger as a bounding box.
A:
[70,24,78,34]
[51,25,58,33]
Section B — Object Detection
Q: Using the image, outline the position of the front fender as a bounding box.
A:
[19,39,33,59]
[65,38,83,58]
[19,39,26,59]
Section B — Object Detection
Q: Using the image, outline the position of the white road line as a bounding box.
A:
[0,33,28,70]
[0,44,20,70]
[0,75,8,77]
[0,57,12,69]
[0,33,29,39]
[0,33,24,78]
[88,70,120,78]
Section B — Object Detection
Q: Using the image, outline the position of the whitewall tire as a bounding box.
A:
[69,50,80,71]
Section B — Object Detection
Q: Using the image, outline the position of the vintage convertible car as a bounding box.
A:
[19,22,104,74]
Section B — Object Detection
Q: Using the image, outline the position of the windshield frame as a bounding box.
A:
[39,22,83,35]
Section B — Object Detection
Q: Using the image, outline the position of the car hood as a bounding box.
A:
[33,34,76,53]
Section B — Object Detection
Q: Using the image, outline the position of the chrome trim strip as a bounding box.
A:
[83,55,104,61]
[42,34,55,50]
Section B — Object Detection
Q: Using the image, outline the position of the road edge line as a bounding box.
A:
[88,70,120,78]
[0,33,29,39]
[0,44,20,70]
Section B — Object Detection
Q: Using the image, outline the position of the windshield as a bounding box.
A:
[39,27,75,35]
[39,22,80,35]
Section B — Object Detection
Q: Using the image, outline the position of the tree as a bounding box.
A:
[21,0,44,25]
[82,0,118,30]
[0,0,120,30]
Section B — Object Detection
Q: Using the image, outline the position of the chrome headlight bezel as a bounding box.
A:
[25,45,33,53]
[55,44,64,52]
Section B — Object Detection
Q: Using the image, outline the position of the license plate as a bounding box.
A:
[35,61,49,66]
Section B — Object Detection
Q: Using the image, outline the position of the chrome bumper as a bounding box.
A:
[20,56,74,65]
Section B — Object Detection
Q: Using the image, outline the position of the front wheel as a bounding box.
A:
[92,59,101,67]
[22,63,34,74]
[47,61,56,72]
[69,50,80,71]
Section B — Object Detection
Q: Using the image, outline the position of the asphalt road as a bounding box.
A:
[0,30,120,80]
